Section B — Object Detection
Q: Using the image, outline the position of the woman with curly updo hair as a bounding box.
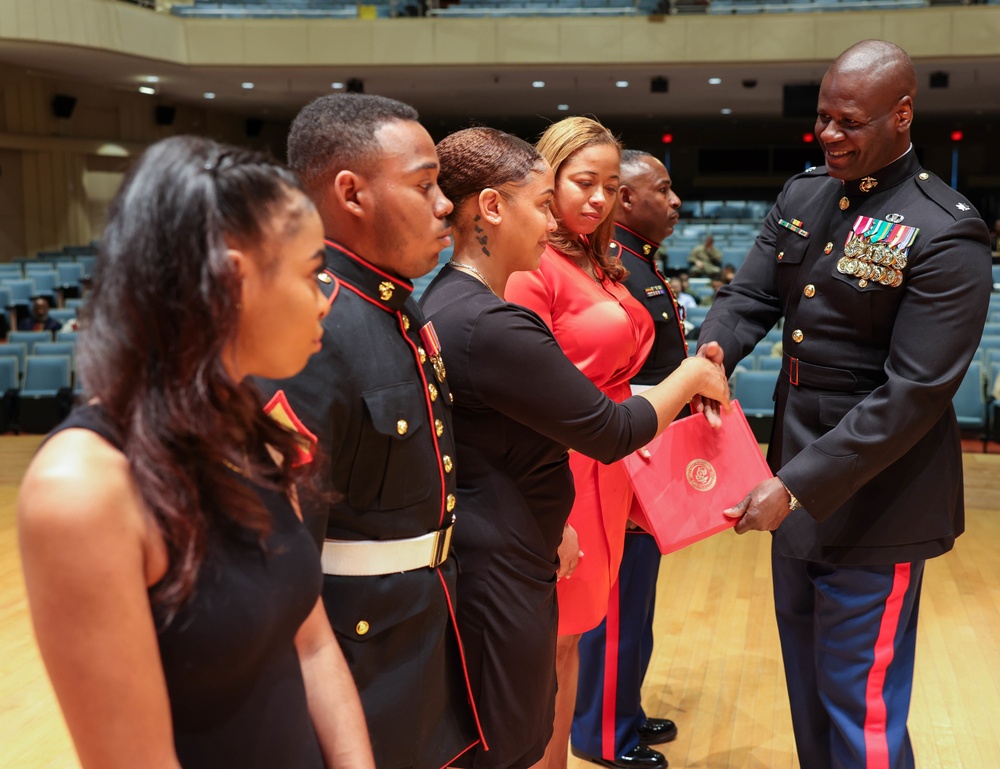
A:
[421,126,727,769]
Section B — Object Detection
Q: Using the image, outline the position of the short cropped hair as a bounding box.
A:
[619,149,654,179]
[287,93,419,195]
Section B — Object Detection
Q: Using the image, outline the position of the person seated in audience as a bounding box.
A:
[669,276,697,319]
[18,135,374,769]
[687,235,722,278]
[699,276,726,306]
[720,263,737,284]
[18,297,62,333]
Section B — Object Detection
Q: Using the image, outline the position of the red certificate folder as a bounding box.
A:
[623,400,773,554]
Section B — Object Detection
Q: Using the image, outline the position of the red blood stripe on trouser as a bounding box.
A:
[601,580,622,761]
[863,562,911,769]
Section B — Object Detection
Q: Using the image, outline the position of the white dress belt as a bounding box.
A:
[321,519,455,577]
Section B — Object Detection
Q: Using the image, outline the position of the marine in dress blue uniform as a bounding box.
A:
[259,241,483,769]
[698,42,992,769]
[255,94,484,769]
[573,152,688,769]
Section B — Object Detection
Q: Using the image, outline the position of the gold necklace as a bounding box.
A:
[449,260,500,298]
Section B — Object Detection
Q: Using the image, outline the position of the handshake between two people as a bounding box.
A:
[693,341,796,537]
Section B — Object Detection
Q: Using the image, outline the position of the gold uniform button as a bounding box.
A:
[824,242,833,254]
[446,493,457,512]
[356,620,370,636]
[318,272,332,284]
[918,172,929,181]
[777,251,785,261]
[428,383,438,402]
[791,329,804,343]
[443,455,453,473]
[839,197,850,210]
[418,347,427,364]
[396,419,408,435]
[803,284,816,298]
[448,391,454,404]
[401,314,410,331]
[435,418,444,437]
[662,311,670,320]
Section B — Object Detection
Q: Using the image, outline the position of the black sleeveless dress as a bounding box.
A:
[53,405,325,769]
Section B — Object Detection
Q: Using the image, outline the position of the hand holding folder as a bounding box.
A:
[623,400,773,554]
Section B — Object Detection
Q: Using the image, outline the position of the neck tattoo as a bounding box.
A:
[449,260,500,298]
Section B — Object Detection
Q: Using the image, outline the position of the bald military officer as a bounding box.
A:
[699,40,992,769]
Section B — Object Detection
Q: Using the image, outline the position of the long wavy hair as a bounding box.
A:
[77,135,313,624]
[436,127,546,223]
[536,116,626,282]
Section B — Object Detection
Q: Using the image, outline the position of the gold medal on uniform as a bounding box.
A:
[419,321,447,383]
[837,215,918,288]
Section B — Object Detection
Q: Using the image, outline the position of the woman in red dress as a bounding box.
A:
[506,117,660,769]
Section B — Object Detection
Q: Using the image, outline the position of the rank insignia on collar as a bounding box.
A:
[644,285,667,297]
[860,176,878,193]
[838,215,918,289]
[642,244,652,255]
[778,218,810,238]
[956,203,971,212]
[885,213,905,223]
[378,281,394,301]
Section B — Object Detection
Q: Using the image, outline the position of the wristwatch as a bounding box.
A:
[778,477,802,511]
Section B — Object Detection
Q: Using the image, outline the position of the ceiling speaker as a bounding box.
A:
[782,84,821,119]
[154,105,176,126]
[52,94,77,119]
[245,118,264,138]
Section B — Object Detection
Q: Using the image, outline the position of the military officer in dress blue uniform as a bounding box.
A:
[698,41,992,769]
[572,151,686,769]
[256,94,484,769]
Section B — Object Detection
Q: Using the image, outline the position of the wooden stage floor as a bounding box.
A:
[2,435,999,769]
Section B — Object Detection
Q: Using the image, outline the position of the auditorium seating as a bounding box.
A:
[730,369,777,441]
[172,1,396,18]
[7,331,53,354]
[0,344,27,386]
[708,0,926,13]
[17,355,72,434]
[0,355,17,433]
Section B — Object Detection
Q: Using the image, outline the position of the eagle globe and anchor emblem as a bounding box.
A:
[685,458,718,492]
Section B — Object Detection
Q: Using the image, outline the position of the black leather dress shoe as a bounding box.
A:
[570,744,667,769]
[637,717,678,745]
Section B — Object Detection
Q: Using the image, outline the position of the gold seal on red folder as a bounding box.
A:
[686,459,717,492]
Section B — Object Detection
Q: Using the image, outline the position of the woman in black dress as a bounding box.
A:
[419,127,729,769]
[18,136,375,769]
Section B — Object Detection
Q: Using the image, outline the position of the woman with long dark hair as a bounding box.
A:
[17,136,374,769]
[420,127,728,769]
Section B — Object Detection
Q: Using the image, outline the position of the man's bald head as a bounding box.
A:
[815,40,915,180]
[616,149,681,244]
[830,39,917,105]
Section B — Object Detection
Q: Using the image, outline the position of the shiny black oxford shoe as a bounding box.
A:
[637,717,678,745]
[570,744,668,769]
